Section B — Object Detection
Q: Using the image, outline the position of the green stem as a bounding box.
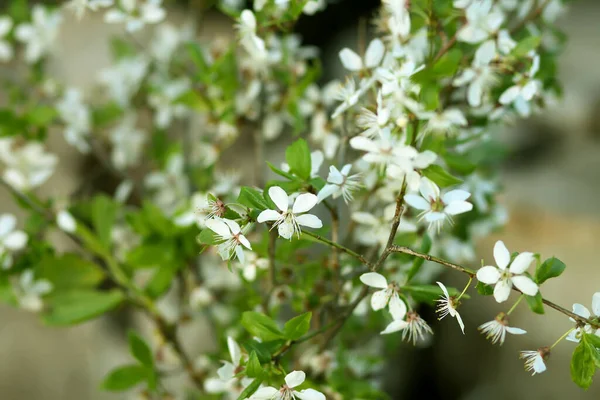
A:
[457,276,472,301]
[303,230,372,268]
[551,328,575,349]
[507,295,524,316]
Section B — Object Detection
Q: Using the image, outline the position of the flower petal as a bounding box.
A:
[222,218,241,234]
[359,272,388,289]
[436,281,449,298]
[227,336,241,366]
[493,279,512,303]
[0,214,16,237]
[205,218,231,239]
[444,200,473,215]
[493,240,511,270]
[572,303,592,319]
[295,214,323,229]
[404,194,430,211]
[268,186,289,212]
[389,294,407,320]
[455,312,465,334]
[3,231,27,250]
[506,326,527,335]
[512,275,538,296]
[419,177,440,202]
[257,209,280,223]
[285,370,305,388]
[238,234,252,250]
[509,252,534,274]
[593,292,600,317]
[442,189,471,204]
[371,289,390,311]
[381,319,409,335]
[364,38,385,68]
[339,48,363,71]
[316,184,338,202]
[295,389,326,400]
[293,193,318,214]
[277,221,294,239]
[249,387,279,399]
[476,266,501,285]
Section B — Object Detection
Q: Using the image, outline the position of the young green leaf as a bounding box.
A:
[245,351,263,378]
[91,195,118,250]
[43,289,125,325]
[283,312,312,340]
[571,334,598,390]
[536,257,566,284]
[101,365,149,391]
[237,186,269,211]
[525,291,545,314]
[128,331,154,367]
[241,311,284,341]
[34,253,105,290]
[285,139,311,180]
[422,165,463,188]
[235,377,263,400]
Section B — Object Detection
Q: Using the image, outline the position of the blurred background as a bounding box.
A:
[1,0,600,399]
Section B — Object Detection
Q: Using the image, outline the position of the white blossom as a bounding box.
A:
[520,348,549,375]
[405,177,473,232]
[110,113,146,170]
[381,311,433,344]
[457,0,504,44]
[566,293,600,343]
[206,217,252,263]
[478,312,526,345]
[15,270,52,312]
[15,5,62,63]
[65,0,114,19]
[360,272,407,320]
[248,370,325,400]
[453,40,498,107]
[0,214,28,269]
[56,210,77,233]
[0,138,58,191]
[56,88,91,153]
[98,56,149,106]
[204,336,252,397]
[144,154,189,215]
[476,240,538,303]
[237,251,268,281]
[257,187,322,240]
[104,0,166,32]
[0,16,14,62]
[148,79,190,128]
[317,164,361,203]
[435,281,465,334]
[339,38,385,72]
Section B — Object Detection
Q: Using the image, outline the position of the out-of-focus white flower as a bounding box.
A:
[453,40,498,107]
[0,214,28,269]
[405,177,473,232]
[104,0,166,32]
[98,56,149,106]
[235,10,268,65]
[206,217,252,263]
[352,205,416,247]
[257,187,322,240]
[15,5,62,63]
[520,348,549,375]
[110,114,146,170]
[436,281,465,334]
[331,77,371,119]
[149,79,190,128]
[144,154,189,215]
[339,39,385,72]
[65,0,114,20]
[56,88,91,153]
[0,16,14,62]
[478,312,526,345]
[566,293,600,342]
[356,91,391,138]
[0,138,58,190]
[303,0,326,15]
[189,286,213,309]
[15,270,52,312]
[476,240,538,303]
[150,23,192,64]
[237,251,268,281]
[56,210,77,233]
[248,370,325,400]
[317,164,361,203]
[205,336,252,397]
[457,0,504,44]
[421,108,468,135]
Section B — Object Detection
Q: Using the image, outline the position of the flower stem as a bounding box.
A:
[507,295,524,316]
[551,328,575,349]
[457,276,472,301]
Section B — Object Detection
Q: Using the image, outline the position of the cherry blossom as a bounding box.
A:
[248,370,325,400]
[206,218,252,263]
[436,281,465,334]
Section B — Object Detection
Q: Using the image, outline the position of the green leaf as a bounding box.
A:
[266,161,298,181]
[241,311,284,341]
[512,36,541,58]
[34,253,105,290]
[476,282,494,296]
[246,351,262,378]
[401,284,467,305]
[420,84,440,111]
[128,331,154,367]
[28,106,57,126]
[91,195,118,250]
[443,153,477,175]
[127,240,177,269]
[101,364,149,391]
[421,165,462,188]
[536,257,566,284]
[525,291,545,314]
[43,289,125,325]
[283,312,312,340]
[571,335,598,390]
[196,229,219,245]
[241,339,285,363]
[431,49,462,77]
[285,139,311,180]
[237,186,269,211]
[236,377,263,400]
[144,264,179,298]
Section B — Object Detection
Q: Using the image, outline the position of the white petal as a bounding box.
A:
[327,166,344,184]
[277,221,294,239]
[250,387,279,399]
[360,272,388,289]
[339,48,363,71]
[413,150,437,169]
[381,319,409,335]
[455,312,465,334]
[436,281,450,298]
[499,85,521,105]
[364,39,385,68]
[295,389,326,400]
[316,184,338,202]
[511,276,538,296]
[474,40,496,65]
[227,336,241,366]
[285,370,306,388]
[476,266,501,284]
[269,186,289,212]
[493,240,511,270]
[419,177,440,202]
[467,80,483,107]
[509,252,534,274]
[257,209,281,223]
[444,201,473,215]
[222,218,241,234]
[371,289,390,311]
[0,214,17,237]
[506,326,527,335]
[592,292,600,316]
[572,303,591,319]
[533,356,547,374]
[238,234,252,250]
[206,218,231,238]
[442,189,471,204]
[295,214,322,229]
[389,294,407,320]
[56,210,77,233]
[292,193,318,214]
[493,279,512,303]
[3,231,27,250]
[404,194,430,211]
[349,136,378,153]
